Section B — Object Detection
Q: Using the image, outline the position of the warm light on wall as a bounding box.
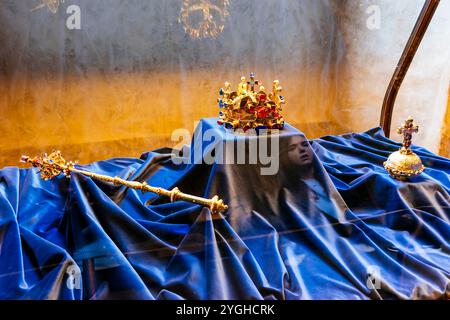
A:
[439,87,450,157]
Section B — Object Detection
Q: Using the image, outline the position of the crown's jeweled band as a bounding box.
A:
[21,151,228,214]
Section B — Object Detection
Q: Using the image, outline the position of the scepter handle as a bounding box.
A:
[70,167,228,213]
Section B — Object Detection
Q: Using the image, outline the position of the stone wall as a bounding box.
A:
[334,0,450,152]
[0,0,342,167]
[0,0,449,168]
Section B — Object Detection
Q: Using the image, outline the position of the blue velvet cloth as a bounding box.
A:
[0,118,449,300]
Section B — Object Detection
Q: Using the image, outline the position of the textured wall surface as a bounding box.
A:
[334,0,450,152]
[0,0,343,167]
[0,0,449,168]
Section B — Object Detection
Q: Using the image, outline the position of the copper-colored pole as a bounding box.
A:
[380,0,440,137]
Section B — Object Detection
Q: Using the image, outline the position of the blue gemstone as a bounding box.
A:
[250,72,255,77]
[219,88,224,95]
[256,125,268,133]
[219,111,223,116]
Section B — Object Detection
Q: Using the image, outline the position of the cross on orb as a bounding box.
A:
[397,116,419,152]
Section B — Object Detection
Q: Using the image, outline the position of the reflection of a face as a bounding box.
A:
[287,136,314,167]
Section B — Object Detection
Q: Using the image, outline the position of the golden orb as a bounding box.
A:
[384,149,425,181]
[384,117,425,181]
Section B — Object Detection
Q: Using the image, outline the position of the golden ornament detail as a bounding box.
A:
[217,73,285,132]
[179,0,230,39]
[21,151,228,214]
[384,116,425,180]
[31,0,65,14]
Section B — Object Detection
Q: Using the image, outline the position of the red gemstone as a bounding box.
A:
[257,108,268,119]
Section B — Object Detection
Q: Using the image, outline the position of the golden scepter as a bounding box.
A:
[20,151,228,213]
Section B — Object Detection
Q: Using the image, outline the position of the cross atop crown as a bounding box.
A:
[247,73,260,92]
[397,116,419,153]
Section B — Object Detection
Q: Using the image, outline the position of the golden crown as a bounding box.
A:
[217,73,285,131]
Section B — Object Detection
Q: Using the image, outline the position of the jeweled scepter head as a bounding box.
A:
[21,151,73,180]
